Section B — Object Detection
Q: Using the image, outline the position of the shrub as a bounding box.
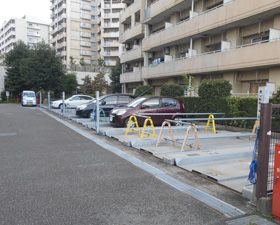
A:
[271,88,280,104]
[1,91,7,101]
[134,85,153,97]
[198,79,232,100]
[160,83,184,97]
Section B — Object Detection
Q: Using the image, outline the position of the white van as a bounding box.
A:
[22,90,37,106]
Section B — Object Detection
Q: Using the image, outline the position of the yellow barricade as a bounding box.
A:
[205,114,216,134]
[125,115,156,138]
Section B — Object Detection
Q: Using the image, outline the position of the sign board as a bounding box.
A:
[6,91,9,97]
[257,86,269,119]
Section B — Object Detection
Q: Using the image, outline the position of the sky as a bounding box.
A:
[0,0,51,25]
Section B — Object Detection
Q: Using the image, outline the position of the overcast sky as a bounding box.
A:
[0,0,51,25]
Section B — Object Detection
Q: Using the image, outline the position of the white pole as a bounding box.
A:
[96,91,100,134]
[40,92,42,107]
[62,91,65,116]
[48,91,50,109]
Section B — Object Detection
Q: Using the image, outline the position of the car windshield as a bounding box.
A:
[23,93,35,97]
[127,97,147,108]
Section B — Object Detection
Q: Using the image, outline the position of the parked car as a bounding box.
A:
[75,94,136,118]
[51,95,94,109]
[109,96,185,127]
[22,90,37,107]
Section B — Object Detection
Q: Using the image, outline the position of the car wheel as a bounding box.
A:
[124,117,136,128]
[87,110,93,118]
[59,104,63,109]
[173,117,183,126]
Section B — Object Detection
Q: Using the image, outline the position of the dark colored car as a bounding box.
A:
[109,96,186,127]
[75,94,136,118]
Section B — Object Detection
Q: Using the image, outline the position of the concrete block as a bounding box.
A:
[256,196,272,215]
[163,157,175,165]
[242,185,254,200]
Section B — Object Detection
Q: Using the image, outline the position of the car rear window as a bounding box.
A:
[23,92,35,97]
[118,96,132,104]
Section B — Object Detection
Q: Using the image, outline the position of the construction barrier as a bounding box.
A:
[156,120,200,152]
[205,114,216,134]
[125,114,156,138]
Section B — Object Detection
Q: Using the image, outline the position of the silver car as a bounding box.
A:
[22,90,37,106]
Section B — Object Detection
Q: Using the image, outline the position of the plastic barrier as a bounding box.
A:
[205,114,216,134]
[125,115,156,138]
[156,120,200,151]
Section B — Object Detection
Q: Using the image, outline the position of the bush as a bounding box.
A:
[160,83,184,97]
[271,88,280,104]
[134,85,153,97]
[178,96,257,129]
[198,79,232,100]
[1,91,7,101]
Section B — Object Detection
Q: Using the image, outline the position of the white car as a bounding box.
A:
[51,95,94,109]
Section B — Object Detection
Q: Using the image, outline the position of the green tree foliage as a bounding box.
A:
[79,57,85,66]
[271,87,280,104]
[5,41,65,97]
[98,58,105,66]
[160,83,184,97]
[5,41,31,96]
[80,75,93,95]
[109,58,122,93]
[182,73,197,95]
[92,72,111,95]
[198,79,232,100]
[63,73,78,95]
[135,85,153,97]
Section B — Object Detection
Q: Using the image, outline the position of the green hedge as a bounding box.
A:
[160,83,184,97]
[178,96,258,129]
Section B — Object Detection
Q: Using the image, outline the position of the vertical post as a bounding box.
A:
[39,92,42,107]
[96,91,100,134]
[62,91,65,116]
[256,103,272,198]
[48,91,50,109]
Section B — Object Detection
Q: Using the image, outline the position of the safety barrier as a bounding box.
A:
[205,114,216,134]
[125,114,156,138]
[90,109,107,122]
[156,120,200,152]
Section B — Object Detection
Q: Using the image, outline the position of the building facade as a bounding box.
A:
[50,0,99,66]
[0,15,49,55]
[99,0,125,66]
[119,0,280,95]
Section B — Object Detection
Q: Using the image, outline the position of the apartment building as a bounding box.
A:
[99,0,125,66]
[119,0,280,95]
[50,0,99,65]
[0,15,49,55]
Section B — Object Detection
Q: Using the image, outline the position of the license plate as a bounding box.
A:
[110,115,114,121]
[28,103,32,106]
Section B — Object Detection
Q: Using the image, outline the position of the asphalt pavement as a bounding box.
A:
[0,103,277,225]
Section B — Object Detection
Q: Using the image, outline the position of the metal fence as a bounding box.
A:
[256,103,280,198]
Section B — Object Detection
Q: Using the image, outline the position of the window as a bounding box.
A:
[91,33,95,37]
[91,15,95,20]
[91,24,95,28]
[103,96,117,105]
[118,96,132,104]
[143,99,160,108]
[71,96,80,100]
[91,6,95,11]
[162,98,177,107]
[91,42,95,46]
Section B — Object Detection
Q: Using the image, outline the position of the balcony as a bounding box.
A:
[104,51,119,57]
[80,32,91,38]
[120,23,144,43]
[81,4,91,11]
[57,4,66,13]
[104,22,120,28]
[142,40,280,79]
[120,46,142,63]
[56,42,66,49]
[28,24,40,30]
[27,32,40,37]
[80,41,91,47]
[104,41,119,47]
[81,50,91,56]
[143,0,185,23]
[103,32,119,38]
[104,12,120,18]
[120,67,142,83]
[120,0,142,23]
[143,0,280,51]
[81,13,91,20]
[80,22,91,29]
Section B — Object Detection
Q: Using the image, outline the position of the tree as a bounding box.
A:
[69,56,76,69]
[109,58,122,93]
[92,72,111,95]
[19,41,65,94]
[63,73,78,95]
[5,41,66,97]
[98,58,105,66]
[135,85,153,96]
[5,41,31,97]
[80,75,93,95]
[182,73,197,96]
[80,57,85,66]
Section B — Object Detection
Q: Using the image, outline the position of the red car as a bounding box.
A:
[109,96,185,127]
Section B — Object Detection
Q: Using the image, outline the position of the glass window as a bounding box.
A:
[91,15,95,20]
[91,6,95,11]
[143,98,160,108]
[118,96,131,104]
[162,98,177,107]
[91,24,95,28]
[71,96,80,100]
[103,96,117,105]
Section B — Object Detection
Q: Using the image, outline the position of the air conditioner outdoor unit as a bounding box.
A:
[125,43,130,49]
[134,39,139,45]
[135,62,139,67]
